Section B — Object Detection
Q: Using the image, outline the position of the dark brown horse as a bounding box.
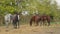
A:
[12,12,20,29]
[41,15,51,26]
[30,15,41,26]
[30,15,53,26]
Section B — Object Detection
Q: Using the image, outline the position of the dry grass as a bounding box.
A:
[0,24,60,34]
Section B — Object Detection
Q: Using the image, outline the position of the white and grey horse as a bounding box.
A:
[4,13,12,28]
[4,13,20,28]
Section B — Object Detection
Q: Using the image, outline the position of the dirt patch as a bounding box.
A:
[0,24,60,34]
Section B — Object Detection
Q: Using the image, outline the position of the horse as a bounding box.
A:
[4,13,12,28]
[12,13,20,29]
[30,15,41,26]
[41,15,51,26]
[30,14,53,26]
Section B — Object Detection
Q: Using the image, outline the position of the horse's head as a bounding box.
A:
[50,15,54,20]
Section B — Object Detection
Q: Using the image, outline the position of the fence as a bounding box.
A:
[0,15,60,26]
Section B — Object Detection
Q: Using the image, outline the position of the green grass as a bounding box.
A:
[51,21,60,24]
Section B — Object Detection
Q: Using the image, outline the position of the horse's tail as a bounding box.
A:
[30,18,33,26]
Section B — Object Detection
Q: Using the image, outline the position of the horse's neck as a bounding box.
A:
[13,14,17,18]
[5,14,12,19]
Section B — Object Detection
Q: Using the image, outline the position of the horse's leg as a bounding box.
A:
[47,19,50,26]
[30,19,32,26]
[15,22,17,29]
[47,20,50,26]
[14,22,17,29]
[35,21,39,26]
[40,21,42,26]
[8,20,11,27]
[5,22,9,28]
[13,20,17,29]
[39,20,42,26]
[12,21,15,28]
[5,20,9,28]
[17,21,19,28]
[36,22,39,26]
[43,20,45,26]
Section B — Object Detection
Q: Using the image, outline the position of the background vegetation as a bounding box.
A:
[0,0,60,25]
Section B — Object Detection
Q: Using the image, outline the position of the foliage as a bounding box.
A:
[0,0,59,17]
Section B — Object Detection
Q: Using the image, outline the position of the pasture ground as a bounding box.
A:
[0,23,60,34]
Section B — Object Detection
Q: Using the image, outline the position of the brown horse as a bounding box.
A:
[30,15,41,26]
[30,15,53,26]
[41,15,51,26]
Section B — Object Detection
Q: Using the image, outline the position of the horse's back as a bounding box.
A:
[31,15,40,22]
[5,14,10,21]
